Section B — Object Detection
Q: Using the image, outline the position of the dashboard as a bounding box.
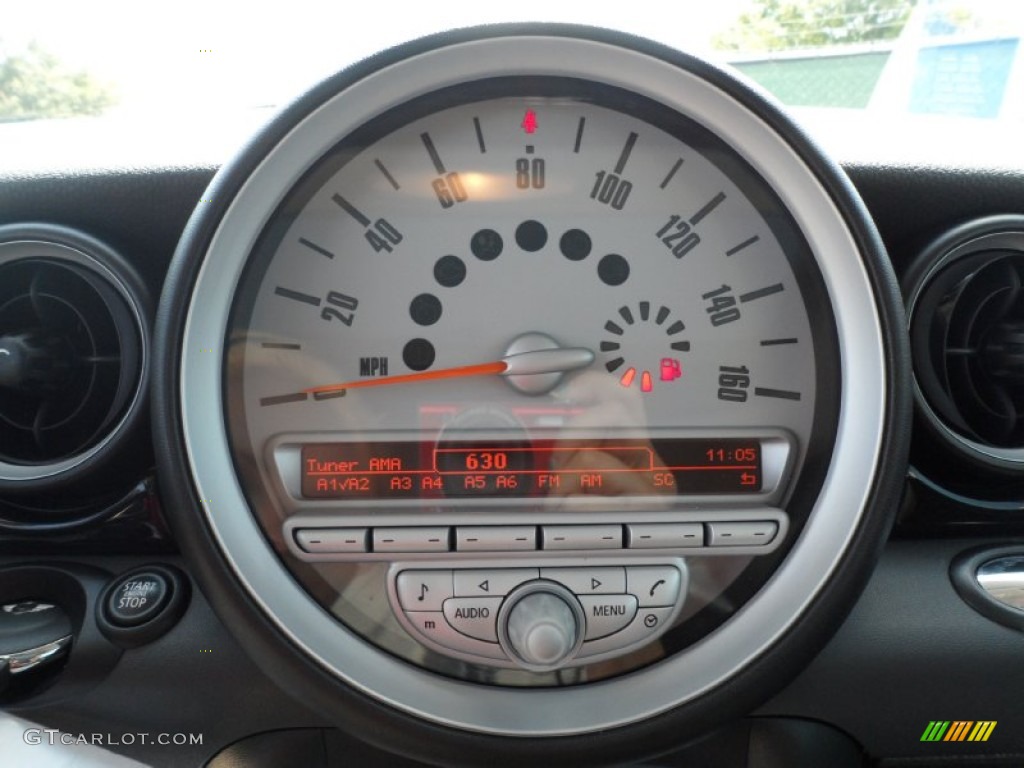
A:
[1,23,1024,768]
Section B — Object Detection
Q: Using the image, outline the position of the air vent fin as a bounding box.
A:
[907,216,1024,471]
[914,251,1024,446]
[0,258,140,463]
[0,225,150,493]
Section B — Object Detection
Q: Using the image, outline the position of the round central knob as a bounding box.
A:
[503,589,580,670]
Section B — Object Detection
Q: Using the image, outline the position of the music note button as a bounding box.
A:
[396,569,454,612]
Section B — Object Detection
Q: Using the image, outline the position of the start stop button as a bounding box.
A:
[106,571,170,627]
[97,564,190,648]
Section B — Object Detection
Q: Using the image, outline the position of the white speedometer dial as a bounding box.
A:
[229,83,831,516]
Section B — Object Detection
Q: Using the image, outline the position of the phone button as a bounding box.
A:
[626,566,681,607]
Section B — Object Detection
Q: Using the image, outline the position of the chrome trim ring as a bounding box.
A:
[179,32,887,735]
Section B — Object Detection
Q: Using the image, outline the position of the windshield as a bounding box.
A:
[3,0,1022,161]
[2,0,746,120]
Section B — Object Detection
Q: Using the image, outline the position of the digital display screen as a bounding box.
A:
[301,438,761,499]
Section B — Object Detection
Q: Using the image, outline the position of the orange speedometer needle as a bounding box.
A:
[306,361,507,394]
[305,346,594,395]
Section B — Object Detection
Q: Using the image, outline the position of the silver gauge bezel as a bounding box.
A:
[179,34,886,735]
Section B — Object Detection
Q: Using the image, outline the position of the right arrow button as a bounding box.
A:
[540,567,624,595]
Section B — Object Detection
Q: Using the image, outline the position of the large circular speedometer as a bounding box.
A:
[155,25,908,765]
[231,79,829,504]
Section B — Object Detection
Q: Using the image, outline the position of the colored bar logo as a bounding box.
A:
[920,721,997,742]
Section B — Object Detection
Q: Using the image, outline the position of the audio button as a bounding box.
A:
[443,597,503,642]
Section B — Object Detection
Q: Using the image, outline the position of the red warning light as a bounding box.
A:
[660,358,682,382]
[521,109,538,134]
[641,371,653,393]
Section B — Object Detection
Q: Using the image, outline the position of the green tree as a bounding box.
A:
[0,41,116,120]
[714,0,916,51]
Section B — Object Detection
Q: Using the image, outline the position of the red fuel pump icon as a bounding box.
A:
[660,358,682,382]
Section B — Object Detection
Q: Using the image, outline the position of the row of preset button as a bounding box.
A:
[295,521,778,554]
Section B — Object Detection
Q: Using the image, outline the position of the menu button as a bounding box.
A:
[579,595,638,640]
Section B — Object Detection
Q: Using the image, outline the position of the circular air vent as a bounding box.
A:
[905,215,1024,472]
[0,224,150,493]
